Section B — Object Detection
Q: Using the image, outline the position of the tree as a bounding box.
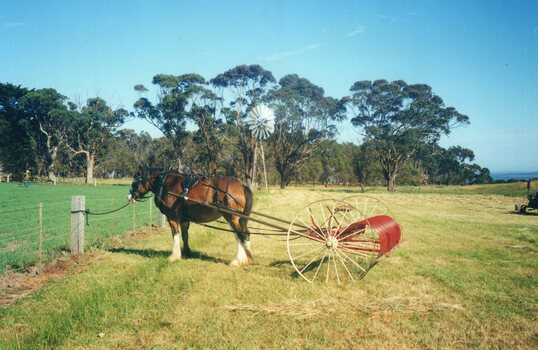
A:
[353,141,383,189]
[268,74,347,188]
[471,167,493,184]
[440,146,475,185]
[190,89,223,176]
[133,73,210,171]
[211,64,276,189]
[411,143,446,185]
[0,83,36,176]
[295,156,323,186]
[149,137,177,169]
[97,135,136,178]
[19,88,70,184]
[66,98,127,183]
[348,80,469,191]
[116,129,154,168]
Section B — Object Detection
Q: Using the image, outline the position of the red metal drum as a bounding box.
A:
[287,197,402,283]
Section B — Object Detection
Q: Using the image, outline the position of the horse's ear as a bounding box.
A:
[137,166,145,179]
[133,166,144,180]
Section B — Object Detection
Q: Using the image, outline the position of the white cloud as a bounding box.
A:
[2,22,26,28]
[347,26,366,37]
[264,44,321,61]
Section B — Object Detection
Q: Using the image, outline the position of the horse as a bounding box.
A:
[128,169,254,266]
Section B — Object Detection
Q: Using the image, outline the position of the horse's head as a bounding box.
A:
[128,168,159,203]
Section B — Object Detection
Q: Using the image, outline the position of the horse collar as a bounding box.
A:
[158,171,169,205]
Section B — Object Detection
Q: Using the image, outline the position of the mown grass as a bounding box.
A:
[0,184,537,349]
[0,183,155,273]
[309,179,538,197]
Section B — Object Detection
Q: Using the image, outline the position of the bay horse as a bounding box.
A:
[128,169,254,266]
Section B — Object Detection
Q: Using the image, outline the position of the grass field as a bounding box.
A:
[0,182,156,273]
[0,182,537,349]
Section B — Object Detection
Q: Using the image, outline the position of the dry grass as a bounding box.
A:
[0,186,537,349]
[225,296,463,319]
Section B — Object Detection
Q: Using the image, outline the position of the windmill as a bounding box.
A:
[247,104,274,190]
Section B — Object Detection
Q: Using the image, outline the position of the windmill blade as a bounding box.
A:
[248,104,275,140]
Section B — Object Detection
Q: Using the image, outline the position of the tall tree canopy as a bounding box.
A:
[66,97,128,183]
[0,83,34,175]
[133,73,212,171]
[268,74,346,188]
[1,70,489,188]
[189,89,223,176]
[348,79,469,191]
[211,64,276,188]
[19,88,70,184]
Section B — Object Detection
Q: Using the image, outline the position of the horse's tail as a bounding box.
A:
[240,184,253,235]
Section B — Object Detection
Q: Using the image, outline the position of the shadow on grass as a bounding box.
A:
[108,248,229,264]
[269,259,321,279]
[506,210,538,216]
[269,257,372,280]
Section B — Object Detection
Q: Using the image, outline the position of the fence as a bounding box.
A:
[0,191,165,274]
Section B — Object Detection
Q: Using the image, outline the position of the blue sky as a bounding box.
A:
[1,0,537,172]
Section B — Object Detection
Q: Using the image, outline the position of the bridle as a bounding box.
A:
[129,174,145,201]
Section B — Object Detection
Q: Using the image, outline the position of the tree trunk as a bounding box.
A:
[48,145,59,185]
[386,173,397,192]
[86,153,95,184]
[48,170,57,185]
[276,166,289,189]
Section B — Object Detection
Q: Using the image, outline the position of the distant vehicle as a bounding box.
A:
[515,180,538,214]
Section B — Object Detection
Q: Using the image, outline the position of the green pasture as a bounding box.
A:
[0,182,155,274]
[0,182,537,349]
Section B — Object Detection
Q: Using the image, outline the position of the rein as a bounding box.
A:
[71,201,132,226]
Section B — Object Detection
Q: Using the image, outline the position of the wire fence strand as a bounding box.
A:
[0,195,155,273]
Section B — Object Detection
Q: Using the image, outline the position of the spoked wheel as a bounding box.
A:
[287,196,396,283]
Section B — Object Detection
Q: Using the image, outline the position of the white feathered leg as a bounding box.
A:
[230,233,252,267]
[168,221,182,262]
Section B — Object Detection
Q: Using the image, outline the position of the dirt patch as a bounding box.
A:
[0,227,164,308]
[0,251,107,307]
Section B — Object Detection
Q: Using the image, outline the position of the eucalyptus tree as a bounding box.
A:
[353,141,384,189]
[211,64,276,188]
[116,129,154,168]
[0,83,34,174]
[439,146,476,185]
[133,73,213,171]
[268,74,347,188]
[471,166,492,184]
[190,89,223,176]
[348,80,469,191]
[66,97,128,183]
[19,88,70,184]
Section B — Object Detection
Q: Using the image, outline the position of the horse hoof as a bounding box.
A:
[168,255,181,262]
[229,259,252,267]
[229,259,241,267]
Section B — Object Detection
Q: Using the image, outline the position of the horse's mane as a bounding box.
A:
[139,167,207,182]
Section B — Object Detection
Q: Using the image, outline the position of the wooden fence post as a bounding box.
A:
[71,196,85,254]
[158,212,166,228]
[38,203,43,263]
